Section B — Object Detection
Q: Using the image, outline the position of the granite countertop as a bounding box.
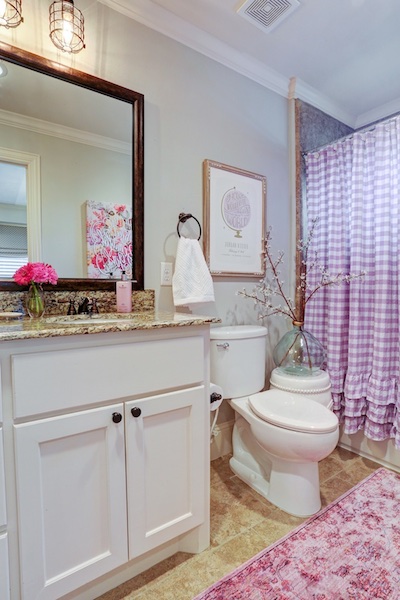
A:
[0,311,221,342]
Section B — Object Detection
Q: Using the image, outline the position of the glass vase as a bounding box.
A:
[26,283,45,319]
[272,322,326,376]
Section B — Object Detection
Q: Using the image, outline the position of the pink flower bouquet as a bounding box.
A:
[14,263,58,318]
[14,262,58,287]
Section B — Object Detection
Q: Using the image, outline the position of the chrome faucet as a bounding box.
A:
[77,297,99,315]
[67,298,77,315]
[89,298,99,314]
[77,297,90,314]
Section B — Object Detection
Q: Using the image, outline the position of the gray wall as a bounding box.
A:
[0,124,130,277]
[4,4,291,316]
[3,4,293,430]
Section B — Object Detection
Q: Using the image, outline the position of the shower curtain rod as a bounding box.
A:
[302,112,400,156]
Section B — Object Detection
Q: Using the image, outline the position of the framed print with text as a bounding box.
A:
[203,160,266,276]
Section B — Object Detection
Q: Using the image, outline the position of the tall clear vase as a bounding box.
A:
[26,283,45,319]
[273,321,325,376]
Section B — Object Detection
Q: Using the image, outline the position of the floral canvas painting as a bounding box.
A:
[86,200,132,279]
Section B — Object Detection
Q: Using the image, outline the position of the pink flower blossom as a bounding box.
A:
[91,254,108,270]
[93,210,107,224]
[14,263,58,286]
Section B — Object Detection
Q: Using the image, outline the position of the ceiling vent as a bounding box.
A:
[237,0,300,33]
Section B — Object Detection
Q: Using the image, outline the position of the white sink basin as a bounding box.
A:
[63,318,129,325]
[47,316,137,326]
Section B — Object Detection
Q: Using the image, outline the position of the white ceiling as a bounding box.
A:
[3,0,398,208]
[101,0,400,128]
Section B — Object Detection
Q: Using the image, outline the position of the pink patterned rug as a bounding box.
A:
[195,468,400,599]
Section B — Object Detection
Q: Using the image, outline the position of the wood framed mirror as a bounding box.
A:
[0,41,144,292]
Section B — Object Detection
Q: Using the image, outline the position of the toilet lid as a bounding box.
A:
[249,390,338,433]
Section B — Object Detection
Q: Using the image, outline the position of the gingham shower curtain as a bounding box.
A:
[304,115,400,448]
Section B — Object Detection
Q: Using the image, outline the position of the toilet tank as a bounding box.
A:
[210,325,268,399]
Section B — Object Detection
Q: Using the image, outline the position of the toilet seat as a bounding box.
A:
[249,390,338,433]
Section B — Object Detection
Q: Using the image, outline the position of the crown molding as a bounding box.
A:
[100,0,357,126]
[0,109,130,154]
[355,97,400,129]
[289,77,356,128]
[101,0,398,130]
[99,0,289,98]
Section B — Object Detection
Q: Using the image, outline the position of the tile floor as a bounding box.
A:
[96,447,380,600]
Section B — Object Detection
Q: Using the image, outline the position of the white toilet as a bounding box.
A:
[210,325,339,517]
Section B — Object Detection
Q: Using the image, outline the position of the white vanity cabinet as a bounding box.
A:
[14,403,128,600]
[0,532,10,600]
[0,430,7,530]
[0,434,9,600]
[0,404,7,529]
[0,377,10,600]
[126,387,206,559]
[1,325,210,600]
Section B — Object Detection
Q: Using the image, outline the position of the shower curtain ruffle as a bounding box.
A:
[329,370,400,443]
[304,114,400,448]
[332,393,399,446]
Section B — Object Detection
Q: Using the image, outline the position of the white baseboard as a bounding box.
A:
[210,419,233,461]
[339,429,400,473]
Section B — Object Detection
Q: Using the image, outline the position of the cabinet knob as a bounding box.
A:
[131,407,142,418]
[112,412,123,423]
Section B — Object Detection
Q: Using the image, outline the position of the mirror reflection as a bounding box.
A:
[0,161,27,277]
[0,43,144,290]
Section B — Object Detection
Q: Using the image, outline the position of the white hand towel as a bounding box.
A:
[172,237,215,306]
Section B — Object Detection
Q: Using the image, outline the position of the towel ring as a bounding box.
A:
[177,212,202,241]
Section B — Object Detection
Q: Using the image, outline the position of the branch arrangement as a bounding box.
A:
[238,219,365,324]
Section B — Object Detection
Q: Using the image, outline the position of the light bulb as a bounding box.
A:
[62,14,73,49]
[0,0,7,24]
[0,0,22,28]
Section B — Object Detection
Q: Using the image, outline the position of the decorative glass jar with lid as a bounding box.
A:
[272,321,326,376]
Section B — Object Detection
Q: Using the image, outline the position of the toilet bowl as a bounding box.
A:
[210,325,339,517]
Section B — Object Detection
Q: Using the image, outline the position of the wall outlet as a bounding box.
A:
[160,262,173,286]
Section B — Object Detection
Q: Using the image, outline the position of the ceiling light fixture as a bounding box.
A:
[49,0,85,54]
[0,0,23,28]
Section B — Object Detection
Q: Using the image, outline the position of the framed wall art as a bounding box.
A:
[203,160,266,276]
[86,200,132,279]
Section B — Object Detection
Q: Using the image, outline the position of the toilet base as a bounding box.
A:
[230,419,322,517]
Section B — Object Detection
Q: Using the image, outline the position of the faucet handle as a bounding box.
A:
[67,298,77,315]
[90,298,99,314]
[77,297,90,314]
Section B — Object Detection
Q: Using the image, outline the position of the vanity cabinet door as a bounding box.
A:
[0,533,10,600]
[14,404,128,600]
[0,428,6,528]
[126,386,206,559]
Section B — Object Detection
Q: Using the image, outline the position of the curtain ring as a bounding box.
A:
[177,213,202,240]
